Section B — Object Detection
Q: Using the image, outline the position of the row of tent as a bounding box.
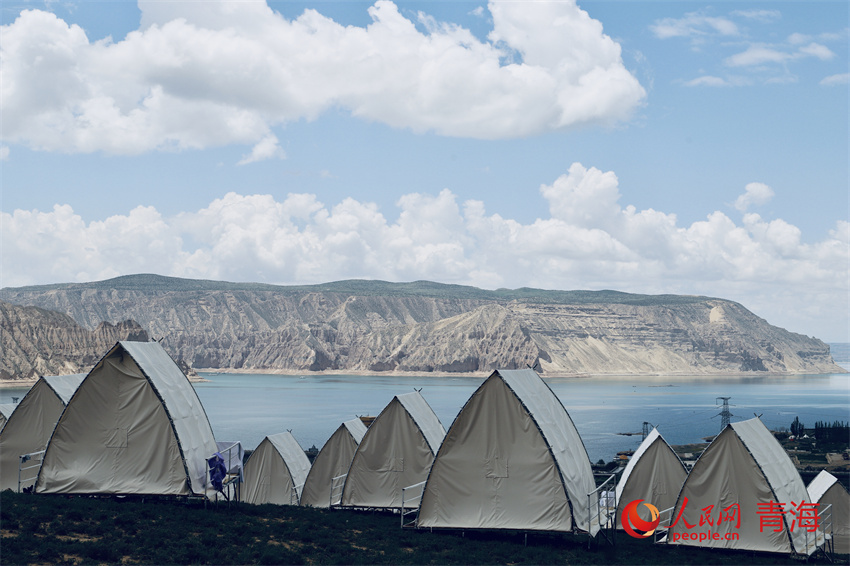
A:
[0,341,846,558]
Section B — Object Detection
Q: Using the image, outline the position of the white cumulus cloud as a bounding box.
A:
[2,163,847,340]
[734,182,775,212]
[821,73,850,86]
[0,1,645,157]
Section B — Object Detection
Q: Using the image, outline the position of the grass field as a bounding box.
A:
[0,491,840,565]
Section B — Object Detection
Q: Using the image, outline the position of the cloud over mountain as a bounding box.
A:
[2,162,847,340]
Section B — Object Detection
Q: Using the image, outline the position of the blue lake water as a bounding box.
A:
[3,372,847,463]
[193,372,849,463]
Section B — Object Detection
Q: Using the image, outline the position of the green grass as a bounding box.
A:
[0,491,840,565]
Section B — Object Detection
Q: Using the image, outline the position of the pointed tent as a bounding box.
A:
[36,341,218,496]
[615,428,688,529]
[417,369,597,533]
[341,391,445,509]
[667,418,820,555]
[243,432,312,505]
[807,470,849,554]
[0,374,85,492]
[300,418,368,508]
[0,403,16,431]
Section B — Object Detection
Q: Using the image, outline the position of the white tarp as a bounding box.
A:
[668,418,819,555]
[418,369,597,533]
[615,428,687,529]
[36,341,218,496]
[45,374,90,405]
[341,391,445,509]
[807,470,849,554]
[243,432,312,505]
[0,374,85,491]
[300,418,367,508]
[0,403,16,431]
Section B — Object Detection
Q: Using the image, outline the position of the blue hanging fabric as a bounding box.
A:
[208,452,227,492]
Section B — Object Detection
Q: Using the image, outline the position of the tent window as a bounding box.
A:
[390,457,404,472]
[654,481,666,495]
[486,456,508,478]
[106,427,128,448]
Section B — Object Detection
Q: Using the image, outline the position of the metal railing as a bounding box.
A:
[329,473,347,508]
[586,474,617,548]
[18,450,45,493]
[207,442,243,503]
[802,502,832,561]
[653,506,675,544]
[400,481,426,528]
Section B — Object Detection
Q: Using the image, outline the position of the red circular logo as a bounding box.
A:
[621,499,660,538]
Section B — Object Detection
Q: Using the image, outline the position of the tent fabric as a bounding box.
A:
[417,369,596,533]
[44,374,89,405]
[0,374,86,492]
[243,432,312,505]
[300,418,367,508]
[807,470,849,554]
[36,341,218,496]
[343,418,368,444]
[0,403,16,431]
[615,428,687,529]
[667,418,817,555]
[341,391,446,509]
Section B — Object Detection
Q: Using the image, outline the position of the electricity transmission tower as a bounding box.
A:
[716,396,734,430]
[642,421,654,440]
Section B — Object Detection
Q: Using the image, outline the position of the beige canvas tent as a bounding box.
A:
[340,391,445,509]
[300,418,367,508]
[615,427,687,529]
[0,373,85,492]
[36,341,218,496]
[243,432,312,505]
[807,470,849,554]
[666,418,823,556]
[417,369,597,533]
[0,403,17,431]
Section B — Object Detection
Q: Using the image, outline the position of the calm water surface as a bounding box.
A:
[2,373,846,463]
[192,372,850,463]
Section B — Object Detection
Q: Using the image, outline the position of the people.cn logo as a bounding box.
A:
[621,499,660,538]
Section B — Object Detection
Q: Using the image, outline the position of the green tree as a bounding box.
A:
[790,416,804,436]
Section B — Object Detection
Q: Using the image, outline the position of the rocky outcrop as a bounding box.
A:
[0,300,149,379]
[0,274,843,376]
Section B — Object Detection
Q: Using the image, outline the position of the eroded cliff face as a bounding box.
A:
[0,276,842,376]
[0,300,149,379]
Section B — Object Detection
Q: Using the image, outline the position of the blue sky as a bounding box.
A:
[1,1,848,342]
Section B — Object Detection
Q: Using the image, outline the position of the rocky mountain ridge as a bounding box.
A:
[0,274,843,377]
[0,300,149,378]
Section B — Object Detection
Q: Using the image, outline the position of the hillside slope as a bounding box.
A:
[0,274,842,376]
[0,300,149,378]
